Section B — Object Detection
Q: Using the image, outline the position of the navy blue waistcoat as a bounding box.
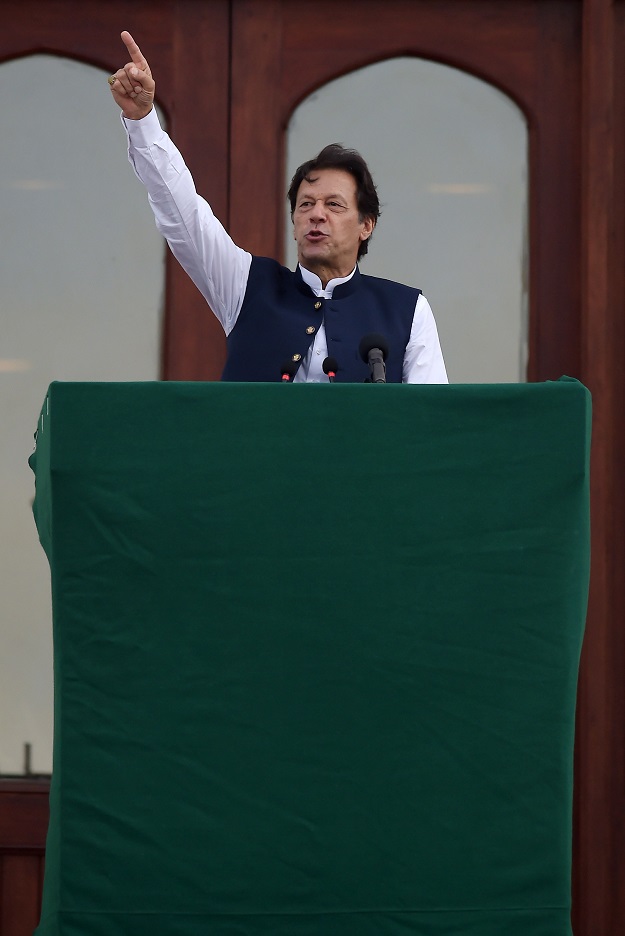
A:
[221,257,420,383]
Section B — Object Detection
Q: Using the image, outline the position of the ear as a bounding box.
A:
[360,217,375,241]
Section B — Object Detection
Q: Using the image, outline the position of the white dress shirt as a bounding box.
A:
[124,109,448,384]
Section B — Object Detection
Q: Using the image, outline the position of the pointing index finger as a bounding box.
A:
[121,30,147,68]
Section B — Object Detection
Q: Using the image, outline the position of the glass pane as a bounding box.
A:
[285,57,528,383]
[0,55,165,775]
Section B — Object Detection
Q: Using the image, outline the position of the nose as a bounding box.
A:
[310,200,327,223]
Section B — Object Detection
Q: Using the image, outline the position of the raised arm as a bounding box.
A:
[109,31,155,121]
[109,31,251,335]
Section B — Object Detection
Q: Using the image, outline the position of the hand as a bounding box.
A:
[109,31,155,120]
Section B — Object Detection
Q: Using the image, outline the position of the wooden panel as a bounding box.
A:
[0,782,49,851]
[230,0,284,258]
[574,3,625,934]
[528,2,582,381]
[1,0,175,103]
[161,0,230,380]
[0,854,43,936]
[0,783,47,935]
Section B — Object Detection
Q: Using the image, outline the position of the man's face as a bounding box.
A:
[292,168,374,283]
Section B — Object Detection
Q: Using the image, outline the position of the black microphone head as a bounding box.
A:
[322,356,339,376]
[280,358,299,381]
[359,333,389,362]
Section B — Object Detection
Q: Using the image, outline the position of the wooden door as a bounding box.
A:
[1,2,623,934]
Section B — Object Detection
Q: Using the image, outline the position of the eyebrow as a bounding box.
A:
[298,191,348,203]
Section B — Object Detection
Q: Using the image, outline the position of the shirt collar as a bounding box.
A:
[298,264,358,298]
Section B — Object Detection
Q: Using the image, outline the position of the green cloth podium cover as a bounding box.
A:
[30,380,590,936]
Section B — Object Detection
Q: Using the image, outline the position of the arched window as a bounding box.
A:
[0,54,165,774]
[285,57,528,384]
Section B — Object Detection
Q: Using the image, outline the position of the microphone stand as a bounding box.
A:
[368,349,387,384]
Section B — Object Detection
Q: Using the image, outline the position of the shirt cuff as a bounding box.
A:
[122,107,164,148]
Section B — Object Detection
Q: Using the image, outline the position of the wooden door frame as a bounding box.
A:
[229,0,582,383]
[1,2,623,933]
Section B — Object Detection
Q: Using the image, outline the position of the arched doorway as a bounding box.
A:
[284,57,528,383]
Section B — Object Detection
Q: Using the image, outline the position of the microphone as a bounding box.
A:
[280,358,299,382]
[322,356,339,382]
[359,333,389,384]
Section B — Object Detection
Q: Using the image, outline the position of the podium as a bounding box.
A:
[30,380,590,936]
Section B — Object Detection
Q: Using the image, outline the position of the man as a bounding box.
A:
[109,31,448,383]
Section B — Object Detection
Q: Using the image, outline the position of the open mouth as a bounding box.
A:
[306,231,327,243]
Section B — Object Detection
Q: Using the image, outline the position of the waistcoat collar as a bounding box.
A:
[295,264,362,299]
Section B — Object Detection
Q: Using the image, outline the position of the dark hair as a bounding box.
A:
[287,144,380,260]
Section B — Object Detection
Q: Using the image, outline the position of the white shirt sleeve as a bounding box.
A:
[123,109,251,336]
[402,294,449,384]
